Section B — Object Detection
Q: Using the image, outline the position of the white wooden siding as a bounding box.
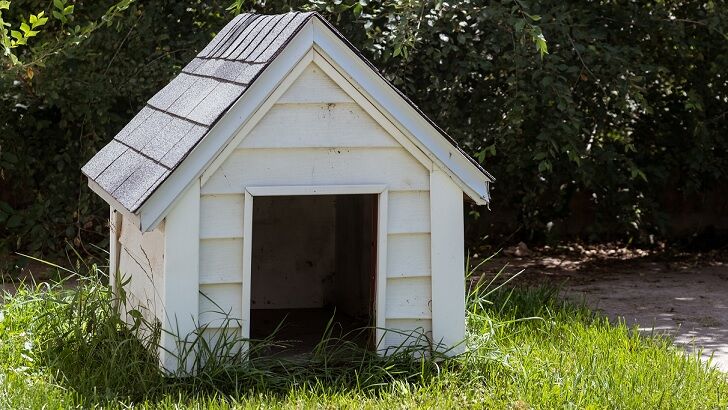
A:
[277,63,353,104]
[200,195,244,239]
[239,104,399,149]
[386,233,431,278]
[387,191,430,234]
[202,147,429,194]
[199,327,243,360]
[199,238,244,284]
[199,60,434,351]
[199,283,243,328]
[383,318,432,349]
[118,217,165,323]
[242,104,399,149]
[385,276,432,319]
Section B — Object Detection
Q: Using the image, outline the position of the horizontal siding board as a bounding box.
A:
[385,276,432,319]
[200,194,245,239]
[199,328,244,359]
[199,238,244,284]
[201,327,242,343]
[383,318,432,350]
[387,233,431,278]
[199,283,243,327]
[202,147,429,194]
[388,191,430,234]
[238,104,398,148]
[277,63,353,104]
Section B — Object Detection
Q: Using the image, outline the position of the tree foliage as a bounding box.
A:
[0,0,726,256]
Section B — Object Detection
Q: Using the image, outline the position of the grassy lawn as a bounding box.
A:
[0,265,726,409]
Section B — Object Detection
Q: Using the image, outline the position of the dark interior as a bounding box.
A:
[250,194,377,354]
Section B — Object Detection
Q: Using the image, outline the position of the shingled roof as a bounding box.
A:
[82,12,313,211]
[83,11,493,216]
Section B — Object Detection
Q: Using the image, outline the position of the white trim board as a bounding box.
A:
[246,184,387,196]
[241,184,389,348]
[131,16,490,232]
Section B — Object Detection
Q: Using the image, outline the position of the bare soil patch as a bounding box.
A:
[1,256,78,297]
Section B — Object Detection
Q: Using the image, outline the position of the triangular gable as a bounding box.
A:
[201,57,433,194]
[83,12,493,231]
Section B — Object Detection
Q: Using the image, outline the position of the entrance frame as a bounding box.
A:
[242,184,389,347]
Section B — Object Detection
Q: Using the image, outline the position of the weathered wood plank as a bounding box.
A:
[388,191,430,234]
[202,147,429,194]
[383,318,432,350]
[386,233,431,278]
[199,238,244,284]
[276,63,353,104]
[200,328,243,357]
[239,103,398,148]
[200,194,244,239]
[385,276,432,319]
[199,283,243,327]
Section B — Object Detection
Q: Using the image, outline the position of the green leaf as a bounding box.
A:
[514,19,525,33]
[52,9,67,23]
[63,5,74,15]
[53,0,64,10]
[534,33,548,58]
[20,22,30,35]
[10,30,21,40]
[0,1,9,10]
[6,214,22,228]
[538,160,552,173]
[31,12,48,28]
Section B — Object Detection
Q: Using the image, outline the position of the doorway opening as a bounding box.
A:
[249,194,377,354]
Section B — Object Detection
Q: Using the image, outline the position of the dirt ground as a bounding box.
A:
[477,243,728,372]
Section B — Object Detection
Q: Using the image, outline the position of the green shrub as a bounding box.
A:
[1,1,727,256]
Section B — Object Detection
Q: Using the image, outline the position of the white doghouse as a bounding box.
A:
[83,12,493,372]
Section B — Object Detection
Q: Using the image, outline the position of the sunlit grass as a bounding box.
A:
[0,261,725,409]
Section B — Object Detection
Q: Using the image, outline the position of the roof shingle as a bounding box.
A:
[83,11,313,212]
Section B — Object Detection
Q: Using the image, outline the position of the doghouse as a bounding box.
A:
[82,12,493,372]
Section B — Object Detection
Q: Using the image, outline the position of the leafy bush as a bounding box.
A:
[1,0,727,256]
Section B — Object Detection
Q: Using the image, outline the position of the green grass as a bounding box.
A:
[0,263,726,409]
